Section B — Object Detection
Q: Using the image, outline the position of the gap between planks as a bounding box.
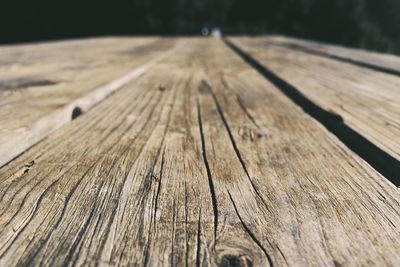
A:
[225,38,400,186]
[265,36,400,77]
[0,38,399,266]
[0,40,184,169]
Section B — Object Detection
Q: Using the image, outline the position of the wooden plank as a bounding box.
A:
[263,35,400,75]
[229,37,400,164]
[0,38,156,86]
[0,38,180,167]
[198,39,400,266]
[0,38,399,266]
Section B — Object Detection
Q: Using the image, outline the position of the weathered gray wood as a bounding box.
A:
[0,38,157,86]
[230,37,400,162]
[262,35,400,74]
[0,38,179,167]
[0,38,399,266]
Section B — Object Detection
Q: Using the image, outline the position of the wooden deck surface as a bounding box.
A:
[0,37,399,266]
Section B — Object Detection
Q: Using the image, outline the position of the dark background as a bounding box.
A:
[1,0,399,54]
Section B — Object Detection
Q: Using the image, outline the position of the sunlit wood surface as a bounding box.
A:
[0,37,399,266]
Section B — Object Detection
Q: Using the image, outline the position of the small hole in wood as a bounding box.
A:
[71,107,83,120]
[219,255,253,267]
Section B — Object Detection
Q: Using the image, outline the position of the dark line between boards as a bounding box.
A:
[277,43,400,78]
[224,38,400,186]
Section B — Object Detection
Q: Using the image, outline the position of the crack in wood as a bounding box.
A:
[201,79,272,212]
[220,75,261,130]
[197,99,219,242]
[227,191,274,267]
[225,38,400,186]
[1,38,399,266]
[195,207,202,267]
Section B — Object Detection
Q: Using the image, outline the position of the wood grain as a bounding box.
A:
[262,35,400,75]
[0,38,156,88]
[0,38,399,266]
[0,38,179,167]
[230,37,400,163]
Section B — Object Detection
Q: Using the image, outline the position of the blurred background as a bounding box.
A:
[1,0,399,55]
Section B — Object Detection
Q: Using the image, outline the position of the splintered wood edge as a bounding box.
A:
[0,40,185,168]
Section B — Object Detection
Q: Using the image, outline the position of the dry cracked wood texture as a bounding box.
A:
[260,36,400,74]
[0,37,179,167]
[230,37,400,161]
[0,37,399,267]
[229,37,400,183]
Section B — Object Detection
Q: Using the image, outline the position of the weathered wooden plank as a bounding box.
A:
[0,39,267,266]
[0,38,179,167]
[229,37,400,165]
[263,35,400,75]
[0,38,156,86]
[0,47,178,266]
[0,38,399,266]
[198,39,400,266]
